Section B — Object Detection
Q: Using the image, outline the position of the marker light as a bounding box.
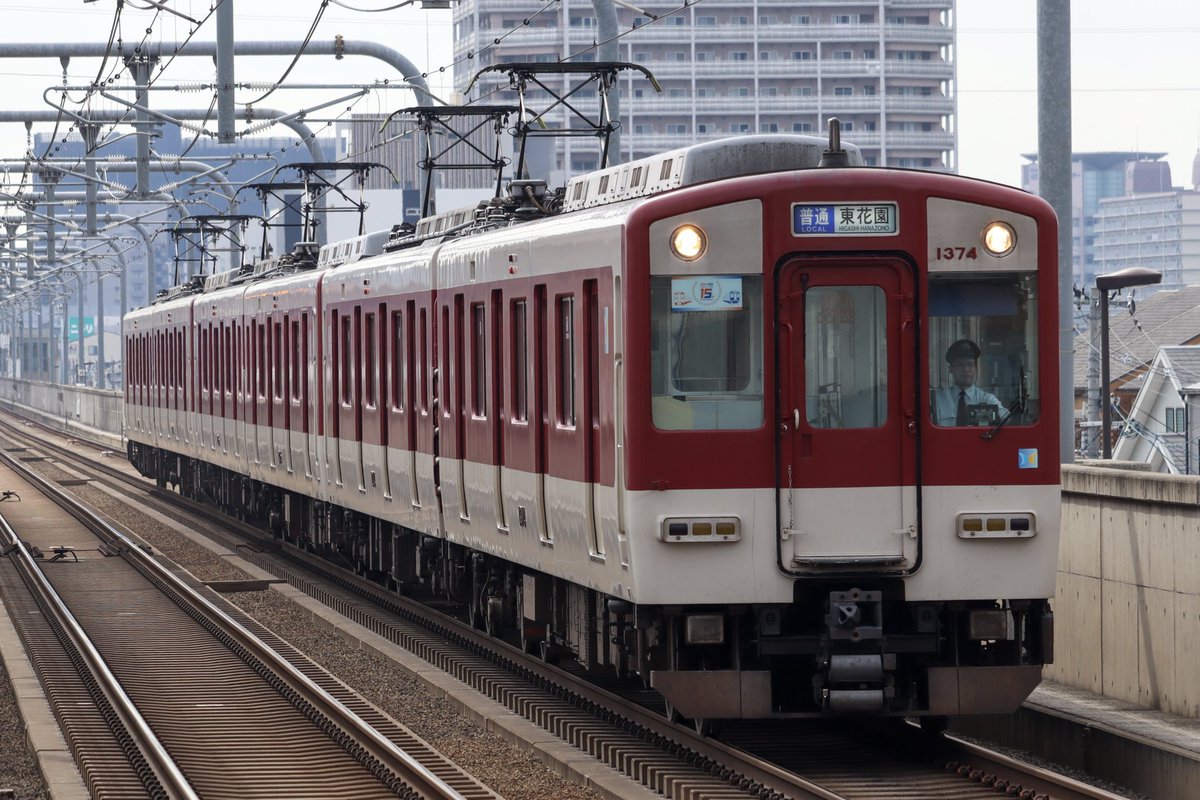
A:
[982,221,1016,256]
[670,224,707,261]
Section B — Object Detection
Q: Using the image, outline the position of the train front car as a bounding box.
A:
[621,138,1059,721]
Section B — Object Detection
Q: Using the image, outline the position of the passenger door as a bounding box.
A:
[777,258,919,572]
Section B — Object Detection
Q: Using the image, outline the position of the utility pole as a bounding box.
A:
[216,0,236,143]
[1036,0,1074,464]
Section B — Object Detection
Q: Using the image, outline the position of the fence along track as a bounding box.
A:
[0,444,499,800]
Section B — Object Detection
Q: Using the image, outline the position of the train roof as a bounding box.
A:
[561,134,863,212]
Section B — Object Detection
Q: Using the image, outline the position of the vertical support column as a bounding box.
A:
[592,0,620,166]
[1037,0,1074,464]
[126,57,158,200]
[1085,286,1100,457]
[61,293,70,385]
[76,268,85,385]
[96,260,106,389]
[216,0,236,143]
[80,124,100,236]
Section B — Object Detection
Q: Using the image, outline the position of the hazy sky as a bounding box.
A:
[0,1,1196,189]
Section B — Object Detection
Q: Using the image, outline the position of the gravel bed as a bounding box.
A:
[949,731,1148,799]
[0,658,51,800]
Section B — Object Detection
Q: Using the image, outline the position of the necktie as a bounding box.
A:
[956,390,968,426]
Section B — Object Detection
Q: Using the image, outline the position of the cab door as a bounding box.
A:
[777,258,919,572]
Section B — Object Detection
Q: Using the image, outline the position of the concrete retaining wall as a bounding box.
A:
[0,378,124,452]
[1052,464,1200,718]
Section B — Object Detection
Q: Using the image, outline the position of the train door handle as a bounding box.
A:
[793,408,800,430]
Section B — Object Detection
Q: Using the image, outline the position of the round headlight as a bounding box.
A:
[671,224,707,261]
[982,221,1016,257]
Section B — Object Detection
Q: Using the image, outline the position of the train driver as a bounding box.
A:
[933,338,1005,426]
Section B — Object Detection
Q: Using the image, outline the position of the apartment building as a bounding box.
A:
[449,0,956,180]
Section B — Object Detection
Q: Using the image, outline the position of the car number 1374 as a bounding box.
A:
[935,246,978,261]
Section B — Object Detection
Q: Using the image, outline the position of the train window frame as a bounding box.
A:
[364,310,378,410]
[340,313,354,406]
[927,273,1040,429]
[272,320,284,402]
[289,318,302,403]
[803,285,889,430]
[419,307,429,414]
[511,298,529,423]
[390,309,404,412]
[650,274,764,431]
[471,302,487,418]
[558,294,577,428]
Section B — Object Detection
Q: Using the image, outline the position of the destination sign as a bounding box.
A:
[792,203,898,236]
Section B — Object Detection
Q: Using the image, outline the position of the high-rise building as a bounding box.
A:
[1022,151,1171,286]
[450,0,956,181]
[1093,190,1200,289]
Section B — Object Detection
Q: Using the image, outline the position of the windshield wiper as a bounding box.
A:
[982,366,1028,441]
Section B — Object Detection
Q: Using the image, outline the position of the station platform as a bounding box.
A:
[952,678,1200,799]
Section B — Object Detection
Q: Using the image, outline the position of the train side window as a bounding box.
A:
[804,286,888,429]
[650,275,763,431]
[390,309,404,411]
[471,302,486,417]
[512,299,528,422]
[364,311,377,408]
[341,313,353,405]
[256,322,267,401]
[273,321,284,401]
[419,307,429,412]
[928,274,1040,427]
[290,319,301,402]
[558,295,576,427]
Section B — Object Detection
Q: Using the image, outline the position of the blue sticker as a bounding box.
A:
[1018,449,1038,469]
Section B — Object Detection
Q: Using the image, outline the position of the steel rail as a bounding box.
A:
[0,451,198,800]
[0,445,472,800]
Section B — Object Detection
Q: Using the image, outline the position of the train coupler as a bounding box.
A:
[815,653,897,712]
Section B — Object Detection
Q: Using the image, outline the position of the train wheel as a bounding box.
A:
[484,596,505,638]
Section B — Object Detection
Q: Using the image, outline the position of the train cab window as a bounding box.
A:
[650,275,763,431]
[928,274,1040,427]
[804,286,888,429]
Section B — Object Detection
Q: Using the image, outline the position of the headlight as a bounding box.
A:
[982,221,1016,256]
[670,224,707,261]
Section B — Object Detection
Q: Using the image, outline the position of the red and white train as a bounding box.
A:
[124,133,1059,722]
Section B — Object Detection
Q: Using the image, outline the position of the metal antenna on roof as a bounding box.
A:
[819,118,850,169]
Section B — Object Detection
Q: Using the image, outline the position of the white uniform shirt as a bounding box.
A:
[933,384,1005,426]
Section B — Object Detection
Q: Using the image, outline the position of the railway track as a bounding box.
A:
[0,413,1132,800]
[0,432,499,800]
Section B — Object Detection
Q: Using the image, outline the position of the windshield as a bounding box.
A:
[928,274,1039,428]
[650,275,764,430]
